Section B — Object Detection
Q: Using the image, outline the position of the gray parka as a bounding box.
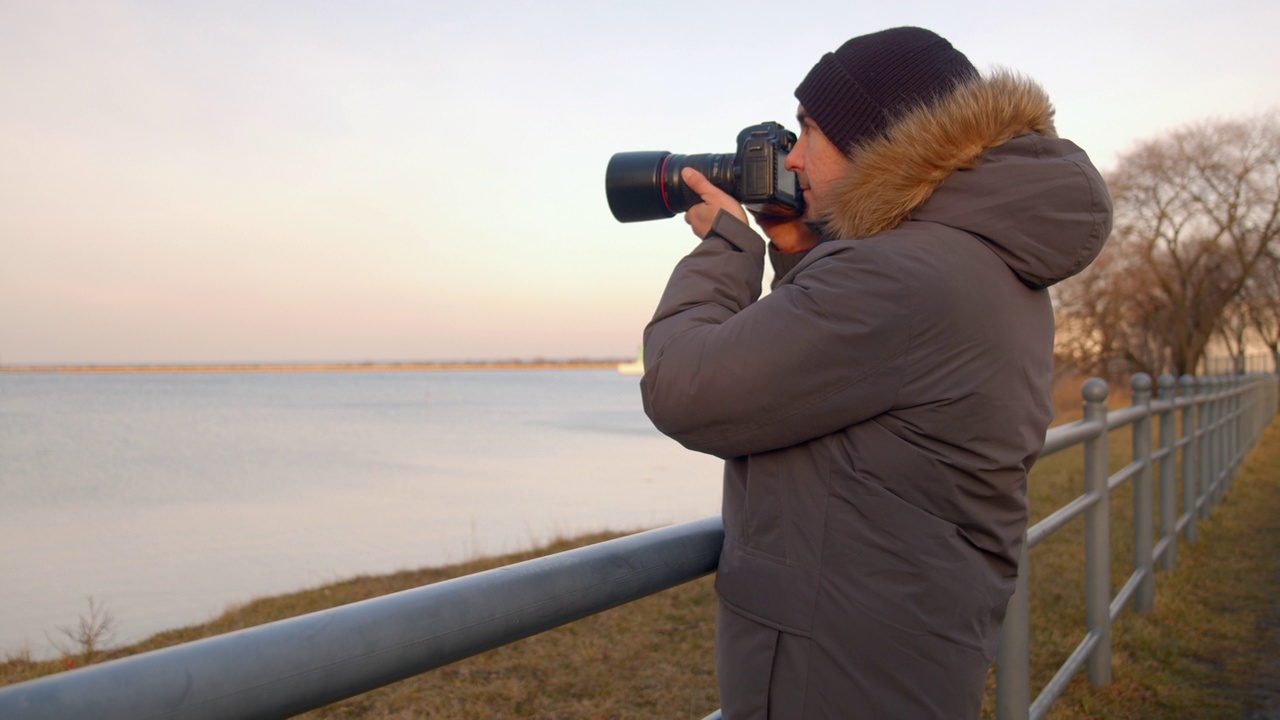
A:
[641,72,1112,718]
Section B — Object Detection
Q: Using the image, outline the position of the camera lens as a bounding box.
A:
[605,152,672,223]
[605,151,738,223]
[675,153,737,210]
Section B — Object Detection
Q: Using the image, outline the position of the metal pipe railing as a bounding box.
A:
[0,517,724,720]
[994,372,1279,720]
[2,372,1275,720]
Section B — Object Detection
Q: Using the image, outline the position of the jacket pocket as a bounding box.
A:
[718,449,829,635]
[737,453,789,561]
[716,538,821,637]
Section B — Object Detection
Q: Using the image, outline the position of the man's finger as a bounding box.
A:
[681,167,716,199]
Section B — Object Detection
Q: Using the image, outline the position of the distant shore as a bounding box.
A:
[0,359,630,374]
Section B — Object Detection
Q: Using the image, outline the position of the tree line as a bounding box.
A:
[1054,111,1280,378]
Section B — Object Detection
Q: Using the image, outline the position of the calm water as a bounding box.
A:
[0,369,722,659]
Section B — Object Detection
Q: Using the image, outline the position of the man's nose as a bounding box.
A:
[784,145,801,173]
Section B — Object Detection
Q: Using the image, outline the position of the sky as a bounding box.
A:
[2,1,1279,366]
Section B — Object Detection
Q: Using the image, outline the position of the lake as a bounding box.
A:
[0,369,723,659]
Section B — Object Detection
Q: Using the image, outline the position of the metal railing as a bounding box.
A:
[995,372,1279,720]
[0,519,724,719]
[1,373,1276,719]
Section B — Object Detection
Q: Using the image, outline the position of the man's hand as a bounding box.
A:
[682,167,819,253]
[754,214,820,254]
[681,167,748,239]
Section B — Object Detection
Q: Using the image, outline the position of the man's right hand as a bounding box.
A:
[681,168,748,239]
[682,167,819,253]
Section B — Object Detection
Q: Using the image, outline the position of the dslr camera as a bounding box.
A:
[605,121,805,223]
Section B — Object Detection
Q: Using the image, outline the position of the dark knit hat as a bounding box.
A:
[795,27,977,156]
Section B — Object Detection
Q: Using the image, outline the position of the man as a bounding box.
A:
[640,27,1111,718]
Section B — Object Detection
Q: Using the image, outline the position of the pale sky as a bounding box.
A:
[3,1,1278,365]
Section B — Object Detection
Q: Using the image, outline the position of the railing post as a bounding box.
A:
[1210,376,1225,507]
[995,538,1030,720]
[1180,375,1198,543]
[1224,376,1234,493]
[1228,374,1241,491]
[1258,375,1272,442]
[1213,376,1223,504]
[1249,376,1258,442]
[1082,378,1111,686]
[1156,374,1177,572]
[1218,375,1230,500]
[1131,373,1155,612]
[1249,376,1262,447]
[1197,376,1213,520]
[1259,374,1268,435]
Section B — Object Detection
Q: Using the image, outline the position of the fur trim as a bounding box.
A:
[821,69,1056,240]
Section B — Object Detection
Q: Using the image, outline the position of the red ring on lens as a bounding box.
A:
[659,155,673,214]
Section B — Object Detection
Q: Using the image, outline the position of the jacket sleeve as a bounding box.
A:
[641,212,911,459]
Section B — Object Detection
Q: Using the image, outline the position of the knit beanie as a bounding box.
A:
[795,27,978,156]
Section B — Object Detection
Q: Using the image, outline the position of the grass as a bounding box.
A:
[3,381,1278,718]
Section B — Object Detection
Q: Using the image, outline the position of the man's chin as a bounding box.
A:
[802,217,834,243]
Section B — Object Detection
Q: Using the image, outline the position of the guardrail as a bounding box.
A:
[1,373,1276,719]
[995,372,1279,720]
[0,518,724,719]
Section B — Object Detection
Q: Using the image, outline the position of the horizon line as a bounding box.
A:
[0,358,633,374]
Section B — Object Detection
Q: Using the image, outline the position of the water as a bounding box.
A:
[0,369,723,660]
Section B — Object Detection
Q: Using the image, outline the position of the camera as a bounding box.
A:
[605,121,805,223]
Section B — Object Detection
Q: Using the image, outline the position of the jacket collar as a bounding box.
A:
[820,70,1057,240]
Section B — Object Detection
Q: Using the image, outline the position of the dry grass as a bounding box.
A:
[303,575,719,720]
[4,382,1278,719]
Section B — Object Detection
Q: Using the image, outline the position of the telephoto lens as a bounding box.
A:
[605,152,736,223]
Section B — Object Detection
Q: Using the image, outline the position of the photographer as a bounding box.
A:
[640,27,1112,718]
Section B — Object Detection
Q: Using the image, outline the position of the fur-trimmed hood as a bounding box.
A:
[821,70,1112,289]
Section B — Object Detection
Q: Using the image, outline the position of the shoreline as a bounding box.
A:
[0,359,629,375]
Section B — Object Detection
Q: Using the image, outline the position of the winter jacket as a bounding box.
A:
[641,71,1112,718]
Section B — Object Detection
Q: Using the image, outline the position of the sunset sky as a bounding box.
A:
[3,1,1279,365]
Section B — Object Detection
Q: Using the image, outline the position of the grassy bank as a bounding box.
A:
[4,397,1278,718]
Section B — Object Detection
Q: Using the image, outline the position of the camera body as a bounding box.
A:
[605,121,805,223]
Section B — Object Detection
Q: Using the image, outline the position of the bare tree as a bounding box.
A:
[1054,229,1175,377]
[1058,112,1280,376]
[1243,249,1280,372]
[1214,299,1250,373]
[46,595,116,665]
